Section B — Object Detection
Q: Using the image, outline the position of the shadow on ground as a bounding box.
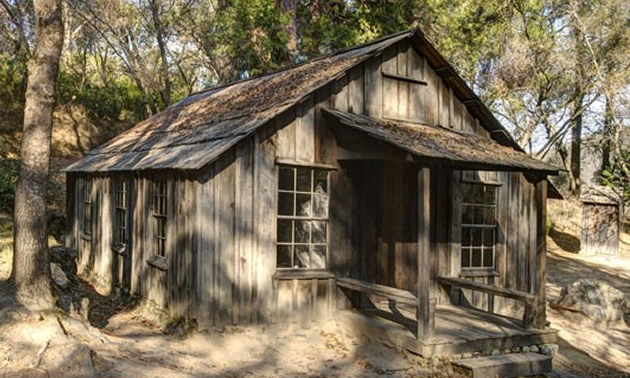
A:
[49,246,139,329]
[549,228,581,254]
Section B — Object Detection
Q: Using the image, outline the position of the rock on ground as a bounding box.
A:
[550,278,628,325]
[50,262,69,288]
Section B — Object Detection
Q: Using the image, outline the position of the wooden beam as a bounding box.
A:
[417,167,434,341]
[437,276,537,329]
[535,180,548,328]
[437,276,535,302]
[336,277,418,306]
[382,71,428,85]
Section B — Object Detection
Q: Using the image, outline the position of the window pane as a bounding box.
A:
[278,192,294,216]
[311,245,326,269]
[462,184,473,202]
[471,249,482,267]
[296,168,311,192]
[279,167,295,190]
[484,187,496,204]
[483,248,494,267]
[484,207,496,225]
[473,206,484,224]
[277,219,293,243]
[311,221,327,243]
[473,185,483,200]
[313,192,328,218]
[461,248,470,267]
[472,228,482,247]
[296,193,312,216]
[277,245,292,268]
[294,221,310,243]
[462,205,473,224]
[295,245,310,268]
[483,228,494,247]
[462,227,472,247]
[314,170,328,195]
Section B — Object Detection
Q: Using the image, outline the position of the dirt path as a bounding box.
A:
[546,246,630,377]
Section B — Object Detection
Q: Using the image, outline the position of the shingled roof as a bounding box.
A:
[324,109,560,174]
[64,28,559,177]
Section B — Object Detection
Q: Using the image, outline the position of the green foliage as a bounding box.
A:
[0,53,27,117]
[297,0,422,58]
[546,218,553,233]
[0,159,19,213]
[601,150,630,203]
[56,69,145,122]
[212,0,291,78]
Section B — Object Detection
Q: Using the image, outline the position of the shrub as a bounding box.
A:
[0,159,19,213]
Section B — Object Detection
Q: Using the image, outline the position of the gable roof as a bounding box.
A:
[325,109,559,174]
[63,28,558,178]
[63,30,412,172]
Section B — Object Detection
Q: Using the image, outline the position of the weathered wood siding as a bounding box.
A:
[195,111,338,326]
[331,42,479,133]
[66,172,198,321]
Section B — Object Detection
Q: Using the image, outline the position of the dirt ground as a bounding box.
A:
[1,215,630,377]
[545,247,630,377]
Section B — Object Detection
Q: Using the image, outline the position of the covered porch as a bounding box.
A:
[325,109,560,356]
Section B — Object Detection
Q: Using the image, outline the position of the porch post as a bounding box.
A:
[534,179,548,328]
[417,167,435,341]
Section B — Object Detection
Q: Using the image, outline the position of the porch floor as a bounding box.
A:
[336,305,558,357]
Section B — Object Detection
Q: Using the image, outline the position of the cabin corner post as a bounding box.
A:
[534,179,548,328]
[417,167,434,341]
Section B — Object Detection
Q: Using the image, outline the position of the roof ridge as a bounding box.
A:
[182,29,416,102]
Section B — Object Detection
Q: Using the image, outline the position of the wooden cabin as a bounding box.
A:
[63,29,561,357]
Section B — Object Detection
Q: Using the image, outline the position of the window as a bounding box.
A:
[152,180,168,257]
[461,183,497,269]
[114,179,128,247]
[277,166,329,269]
[82,179,93,236]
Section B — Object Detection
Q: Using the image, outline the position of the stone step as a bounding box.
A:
[452,353,552,378]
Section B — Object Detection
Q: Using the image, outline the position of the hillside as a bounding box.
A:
[0,105,134,215]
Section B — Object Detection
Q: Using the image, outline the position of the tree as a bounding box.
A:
[11,0,64,310]
[147,0,171,107]
[275,0,297,62]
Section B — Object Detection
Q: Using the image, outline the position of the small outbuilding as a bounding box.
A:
[581,185,621,256]
[63,29,561,357]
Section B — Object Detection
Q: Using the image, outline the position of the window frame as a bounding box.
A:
[460,182,499,271]
[81,178,93,238]
[275,164,331,271]
[113,178,130,250]
[151,178,168,258]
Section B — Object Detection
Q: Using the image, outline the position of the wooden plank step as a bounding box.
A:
[452,353,552,378]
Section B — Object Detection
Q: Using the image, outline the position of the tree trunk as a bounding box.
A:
[11,0,64,311]
[275,0,298,63]
[149,0,171,108]
[601,94,612,177]
[569,22,584,197]
[569,97,582,196]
